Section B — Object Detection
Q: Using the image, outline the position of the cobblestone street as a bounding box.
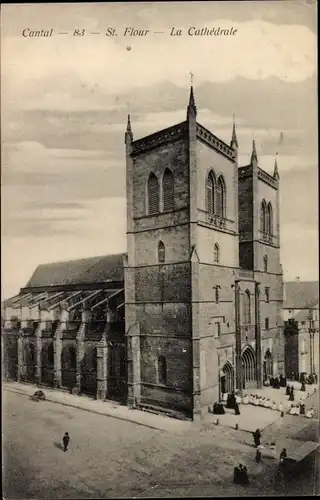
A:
[3,386,319,498]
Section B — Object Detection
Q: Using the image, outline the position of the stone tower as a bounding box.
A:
[124,87,239,418]
[238,143,284,379]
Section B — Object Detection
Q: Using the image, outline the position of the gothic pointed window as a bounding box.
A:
[267,202,273,235]
[260,200,267,232]
[243,289,251,325]
[214,243,220,263]
[206,171,216,214]
[216,176,226,218]
[157,355,167,385]
[147,172,160,215]
[162,168,174,212]
[158,241,165,263]
[215,286,220,304]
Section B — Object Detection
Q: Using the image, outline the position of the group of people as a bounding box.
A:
[264,374,287,389]
[299,372,318,385]
[225,392,241,415]
[286,385,295,401]
[233,464,249,485]
[289,404,315,419]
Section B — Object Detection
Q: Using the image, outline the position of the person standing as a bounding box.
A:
[289,386,295,401]
[279,448,287,462]
[255,448,262,463]
[234,402,241,415]
[63,432,70,452]
[253,428,261,447]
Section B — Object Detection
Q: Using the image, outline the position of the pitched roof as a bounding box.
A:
[284,281,319,309]
[25,254,124,288]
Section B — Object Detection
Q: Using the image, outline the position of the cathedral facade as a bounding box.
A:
[2,87,284,419]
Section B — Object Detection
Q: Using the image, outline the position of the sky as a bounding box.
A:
[1,1,318,299]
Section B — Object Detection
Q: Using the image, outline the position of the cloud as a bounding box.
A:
[2,21,316,104]
[281,225,318,281]
[1,197,127,297]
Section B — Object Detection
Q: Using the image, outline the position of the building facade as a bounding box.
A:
[283,281,319,379]
[2,86,284,419]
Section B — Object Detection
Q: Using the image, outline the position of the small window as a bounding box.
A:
[47,343,54,365]
[157,241,165,263]
[214,243,220,263]
[119,345,126,378]
[157,355,167,385]
[263,255,268,272]
[108,346,116,377]
[216,322,221,337]
[215,286,220,304]
[265,287,270,303]
[265,318,269,330]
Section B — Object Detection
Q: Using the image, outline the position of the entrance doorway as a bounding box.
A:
[263,349,273,381]
[221,361,234,394]
[242,346,256,389]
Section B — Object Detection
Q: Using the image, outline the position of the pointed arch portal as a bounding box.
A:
[242,346,256,388]
[220,361,234,394]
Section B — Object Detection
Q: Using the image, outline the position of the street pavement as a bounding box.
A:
[3,387,319,498]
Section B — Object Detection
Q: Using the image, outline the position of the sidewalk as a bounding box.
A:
[205,382,319,433]
[3,381,193,435]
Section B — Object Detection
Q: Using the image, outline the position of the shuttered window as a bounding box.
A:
[206,173,215,214]
[163,168,174,211]
[260,201,266,232]
[216,176,225,218]
[147,173,160,215]
[267,203,273,235]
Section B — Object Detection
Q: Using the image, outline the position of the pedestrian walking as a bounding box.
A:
[253,428,261,447]
[279,448,287,463]
[234,402,241,415]
[63,432,70,452]
[255,448,262,463]
[289,386,295,401]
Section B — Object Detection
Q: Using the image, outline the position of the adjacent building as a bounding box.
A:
[2,86,284,419]
[283,280,319,379]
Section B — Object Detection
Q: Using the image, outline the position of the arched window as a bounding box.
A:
[214,243,220,263]
[263,255,268,272]
[158,241,165,263]
[216,176,226,218]
[243,289,251,325]
[157,355,167,385]
[260,200,266,232]
[267,202,273,235]
[206,171,216,214]
[162,168,174,212]
[147,173,160,215]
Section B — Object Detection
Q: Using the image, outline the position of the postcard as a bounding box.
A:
[2,2,318,498]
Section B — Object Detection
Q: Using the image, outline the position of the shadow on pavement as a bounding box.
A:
[54,441,64,451]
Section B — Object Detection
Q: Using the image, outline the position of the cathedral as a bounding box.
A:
[2,86,284,420]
